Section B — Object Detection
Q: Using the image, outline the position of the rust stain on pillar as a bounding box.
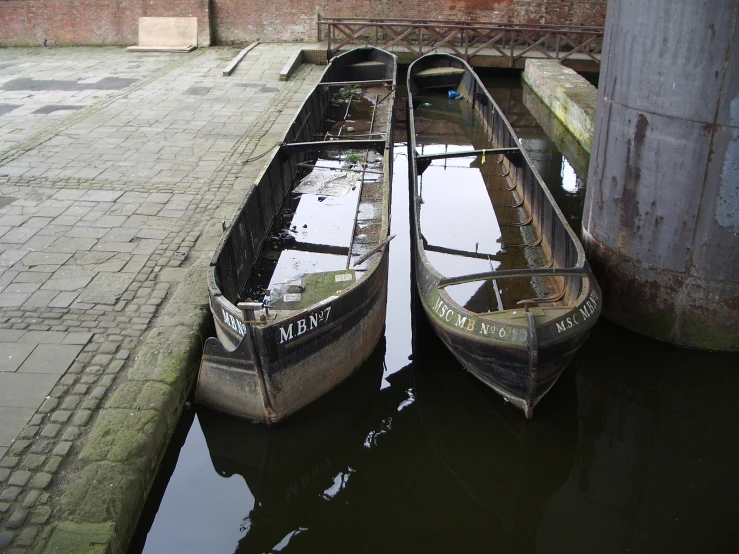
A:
[583,0,739,351]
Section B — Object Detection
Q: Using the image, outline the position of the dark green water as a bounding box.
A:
[130,70,739,554]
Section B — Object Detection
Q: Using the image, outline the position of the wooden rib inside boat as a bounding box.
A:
[407,53,601,418]
[195,47,397,424]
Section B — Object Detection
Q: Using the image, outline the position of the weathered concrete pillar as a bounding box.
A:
[583,0,739,351]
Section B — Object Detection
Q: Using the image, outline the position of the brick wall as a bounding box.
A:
[0,0,211,47]
[213,0,607,44]
[0,0,605,47]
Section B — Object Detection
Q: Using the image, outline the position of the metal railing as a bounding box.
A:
[318,17,604,66]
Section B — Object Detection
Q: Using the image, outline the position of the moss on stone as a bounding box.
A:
[46,521,115,554]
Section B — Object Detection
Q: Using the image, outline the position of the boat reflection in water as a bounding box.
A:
[538,320,739,554]
[197,301,582,553]
[195,313,739,553]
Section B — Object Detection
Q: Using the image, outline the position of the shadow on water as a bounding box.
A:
[130,68,739,554]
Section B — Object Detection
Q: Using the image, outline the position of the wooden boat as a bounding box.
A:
[195,47,397,423]
[407,53,600,418]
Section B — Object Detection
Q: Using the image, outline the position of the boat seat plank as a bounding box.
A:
[321,79,393,87]
[415,67,466,78]
[282,139,386,153]
[348,61,386,68]
[438,267,589,288]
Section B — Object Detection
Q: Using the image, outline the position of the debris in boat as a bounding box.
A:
[422,102,431,107]
[448,90,463,100]
[293,169,356,196]
[346,126,356,133]
[243,286,269,302]
[270,230,296,247]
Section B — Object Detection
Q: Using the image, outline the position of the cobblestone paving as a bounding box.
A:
[0,44,322,552]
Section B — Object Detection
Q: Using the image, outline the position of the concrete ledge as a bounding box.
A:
[280,48,305,81]
[522,59,597,154]
[223,41,259,76]
[127,45,197,53]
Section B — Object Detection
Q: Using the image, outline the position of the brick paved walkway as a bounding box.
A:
[0,44,323,552]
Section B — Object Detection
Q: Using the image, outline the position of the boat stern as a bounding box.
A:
[195,335,277,424]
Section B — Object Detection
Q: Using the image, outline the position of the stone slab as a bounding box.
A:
[17,331,68,344]
[0,329,26,342]
[0,408,36,447]
[17,344,84,375]
[0,343,36,373]
[76,272,135,304]
[0,373,60,408]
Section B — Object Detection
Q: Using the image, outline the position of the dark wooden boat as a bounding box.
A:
[195,47,397,423]
[407,53,600,418]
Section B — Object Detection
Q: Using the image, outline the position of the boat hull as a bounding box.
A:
[407,53,600,418]
[196,47,396,423]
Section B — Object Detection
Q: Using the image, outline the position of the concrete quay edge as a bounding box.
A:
[44,251,211,554]
[522,59,597,154]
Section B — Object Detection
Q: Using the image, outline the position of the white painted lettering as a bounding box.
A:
[280,324,294,344]
[278,306,334,345]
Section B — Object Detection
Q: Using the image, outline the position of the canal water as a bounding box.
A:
[130,70,739,554]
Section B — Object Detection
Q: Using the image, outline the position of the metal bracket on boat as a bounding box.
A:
[517,286,566,306]
[505,197,525,208]
[438,267,588,288]
[416,157,433,175]
[501,213,533,227]
[505,233,543,247]
[237,302,266,322]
